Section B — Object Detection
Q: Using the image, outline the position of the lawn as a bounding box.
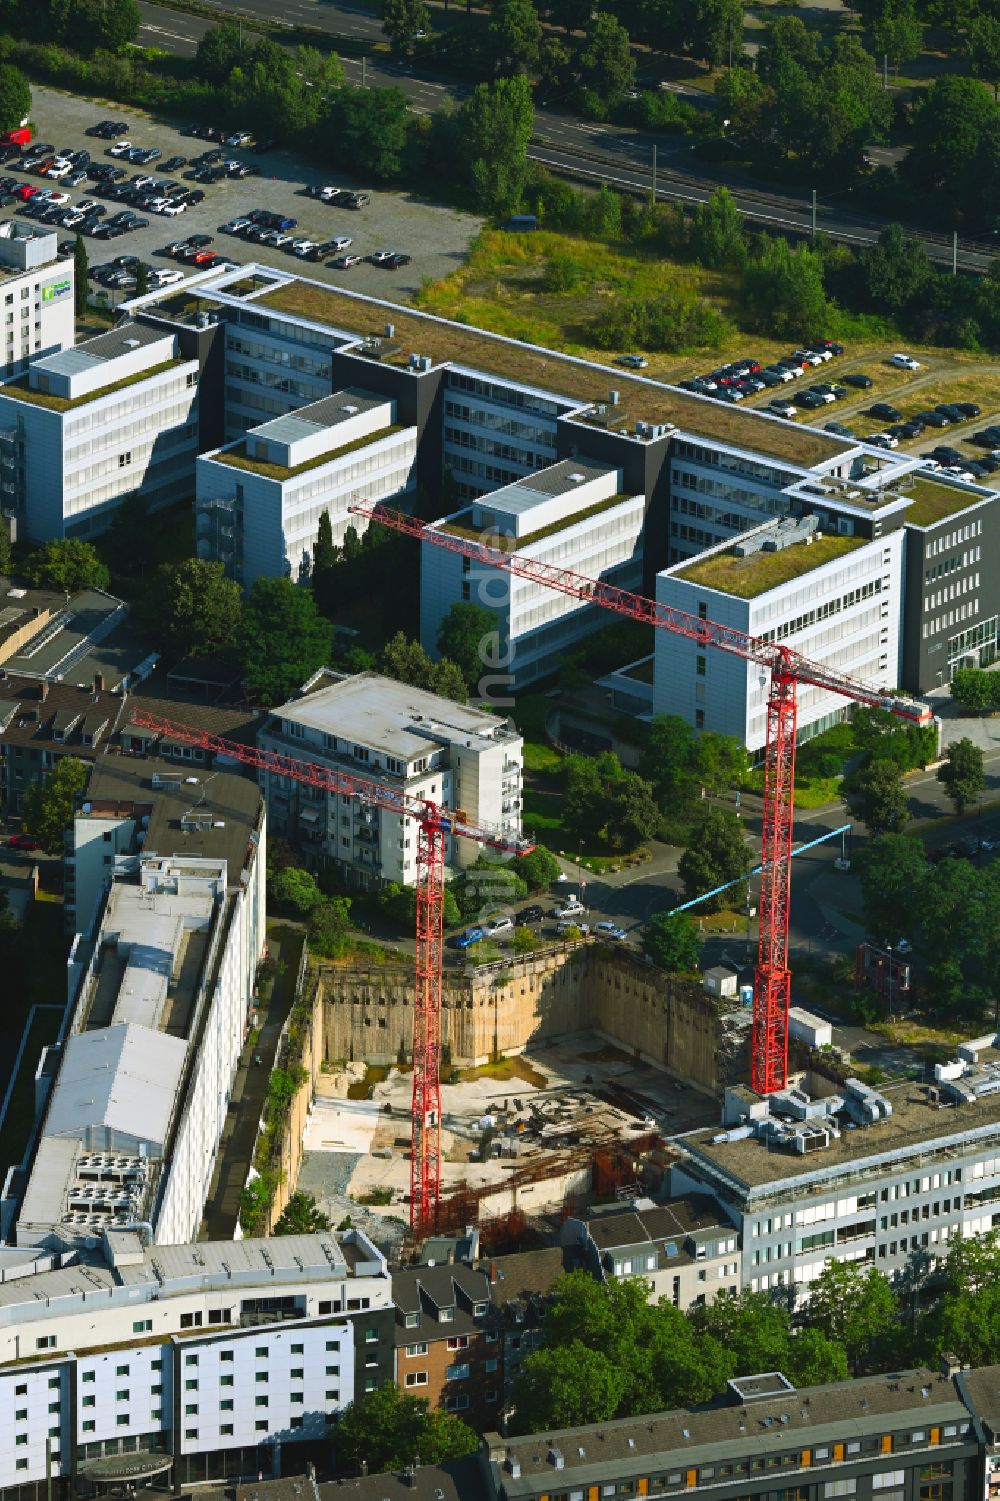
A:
[676,533,864,599]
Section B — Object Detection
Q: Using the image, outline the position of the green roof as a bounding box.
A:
[0,360,183,412]
[211,424,403,480]
[902,476,991,527]
[674,532,865,599]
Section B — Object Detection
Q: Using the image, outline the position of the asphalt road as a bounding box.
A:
[137,0,997,272]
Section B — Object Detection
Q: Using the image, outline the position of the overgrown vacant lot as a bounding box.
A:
[415,229,995,397]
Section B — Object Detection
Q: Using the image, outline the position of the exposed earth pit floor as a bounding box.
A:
[294,1036,719,1224]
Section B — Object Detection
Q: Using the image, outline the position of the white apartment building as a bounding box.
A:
[0,1227,392,1500]
[9,758,266,1251]
[654,510,904,751]
[195,388,417,587]
[0,320,199,542]
[421,459,645,691]
[258,670,523,886]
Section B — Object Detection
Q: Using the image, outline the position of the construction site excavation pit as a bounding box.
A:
[294,1036,719,1233]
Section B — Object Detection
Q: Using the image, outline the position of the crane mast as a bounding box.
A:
[128,708,533,1228]
[350,503,931,1094]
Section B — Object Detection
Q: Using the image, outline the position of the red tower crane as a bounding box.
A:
[129,708,533,1230]
[349,503,932,1095]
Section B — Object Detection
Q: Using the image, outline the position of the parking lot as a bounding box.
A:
[13,86,482,302]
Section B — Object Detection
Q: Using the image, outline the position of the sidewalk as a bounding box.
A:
[199,927,303,1241]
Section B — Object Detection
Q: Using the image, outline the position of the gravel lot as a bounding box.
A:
[24,85,482,302]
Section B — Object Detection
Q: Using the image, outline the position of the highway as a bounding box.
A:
[137,0,997,272]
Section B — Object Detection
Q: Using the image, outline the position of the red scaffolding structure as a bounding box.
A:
[349,502,932,1095]
[129,708,533,1230]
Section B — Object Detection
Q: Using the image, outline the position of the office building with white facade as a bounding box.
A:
[6,756,265,1252]
[258,670,523,886]
[655,508,905,751]
[670,1043,1000,1299]
[0,1227,392,1501]
[196,387,417,587]
[0,320,199,541]
[0,221,74,376]
[420,459,645,691]
[113,266,1000,718]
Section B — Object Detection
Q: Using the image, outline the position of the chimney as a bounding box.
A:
[94,671,105,694]
[39,680,49,702]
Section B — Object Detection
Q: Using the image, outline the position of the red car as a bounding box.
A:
[8,833,39,850]
[14,184,38,201]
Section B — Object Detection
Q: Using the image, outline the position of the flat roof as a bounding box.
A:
[673,532,865,599]
[1,588,128,682]
[210,422,405,481]
[251,388,387,446]
[233,275,852,469]
[273,672,519,758]
[684,1078,1000,1191]
[0,357,184,412]
[34,320,169,377]
[82,753,263,891]
[480,459,615,516]
[902,476,995,528]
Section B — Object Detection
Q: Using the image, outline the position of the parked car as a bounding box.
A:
[8,833,39,850]
[616,354,648,369]
[870,402,902,422]
[842,372,873,389]
[769,400,797,417]
[450,926,485,949]
[515,905,544,926]
[594,921,627,940]
[866,432,898,449]
[330,253,362,269]
[551,898,585,919]
[955,402,981,419]
[485,916,514,936]
[556,920,590,936]
[889,353,921,370]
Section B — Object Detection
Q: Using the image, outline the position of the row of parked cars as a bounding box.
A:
[448,896,629,951]
[304,184,371,211]
[678,341,849,405]
[89,256,187,291]
[159,234,235,272]
[219,211,412,270]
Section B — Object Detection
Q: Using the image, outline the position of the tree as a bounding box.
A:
[195,18,245,82]
[94,0,140,50]
[871,0,922,74]
[574,11,635,103]
[856,834,927,944]
[382,0,430,51]
[513,1343,625,1430]
[331,86,411,181]
[0,523,11,578]
[141,558,242,660]
[844,758,910,835]
[805,1261,899,1372]
[693,731,751,797]
[937,736,985,816]
[269,866,322,917]
[459,76,534,217]
[336,1382,477,1473]
[861,223,932,316]
[905,75,997,211]
[380,880,462,930]
[0,65,30,134]
[21,757,89,854]
[691,1291,849,1386]
[23,538,109,594]
[436,600,497,690]
[969,16,1000,100]
[743,239,828,340]
[516,844,561,890]
[926,1232,1000,1366]
[714,64,769,147]
[134,261,149,298]
[380,632,468,703]
[952,666,1000,714]
[239,577,332,706]
[74,233,88,317]
[643,910,702,973]
[689,0,744,68]
[273,1191,331,1235]
[640,714,699,810]
[489,0,543,71]
[311,509,338,616]
[563,752,660,853]
[689,187,747,270]
[309,896,353,957]
[678,806,752,912]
